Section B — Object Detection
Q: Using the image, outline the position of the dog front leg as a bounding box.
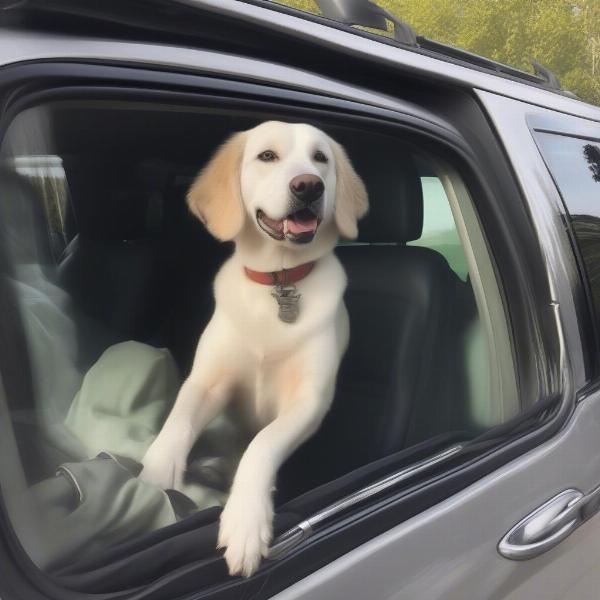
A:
[218,375,334,577]
[140,376,230,491]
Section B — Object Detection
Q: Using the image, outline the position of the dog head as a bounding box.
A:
[187,121,368,245]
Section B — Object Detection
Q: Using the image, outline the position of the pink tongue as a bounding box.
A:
[286,216,318,234]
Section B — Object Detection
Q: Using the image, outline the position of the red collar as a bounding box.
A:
[244,261,316,286]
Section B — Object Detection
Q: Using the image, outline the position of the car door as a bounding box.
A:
[0,3,597,600]
[273,93,600,600]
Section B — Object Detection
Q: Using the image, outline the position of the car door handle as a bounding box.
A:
[499,485,600,560]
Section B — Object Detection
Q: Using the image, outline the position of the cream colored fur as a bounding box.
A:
[140,121,368,576]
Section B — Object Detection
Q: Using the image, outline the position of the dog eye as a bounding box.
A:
[257,150,278,162]
[314,150,328,163]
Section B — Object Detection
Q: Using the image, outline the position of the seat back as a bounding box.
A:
[57,157,175,345]
[278,146,476,499]
[57,155,230,376]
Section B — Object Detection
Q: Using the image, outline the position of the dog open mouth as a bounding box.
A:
[257,208,320,244]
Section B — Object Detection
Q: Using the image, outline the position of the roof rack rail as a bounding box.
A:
[316,0,560,91]
[417,37,546,83]
[316,0,416,46]
[531,60,561,90]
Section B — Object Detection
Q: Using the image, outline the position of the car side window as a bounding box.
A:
[0,96,520,594]
[534,132,600,351]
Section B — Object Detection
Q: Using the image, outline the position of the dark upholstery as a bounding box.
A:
[154,174,230,373]
[355,157,423,243]
[57,161,226,372]
[57,158,181,345]
[278,153,474,500]
[59,236,172,342]
[335,246,462,455]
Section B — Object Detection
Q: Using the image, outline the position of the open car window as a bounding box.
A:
[0,87,524,597]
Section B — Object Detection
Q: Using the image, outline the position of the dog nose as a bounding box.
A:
[289,174,324,205]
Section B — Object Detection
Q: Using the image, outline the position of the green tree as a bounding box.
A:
[275,0,600,106]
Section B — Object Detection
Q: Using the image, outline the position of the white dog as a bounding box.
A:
[140,121,368,576]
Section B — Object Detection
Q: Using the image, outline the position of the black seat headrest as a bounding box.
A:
[61,157,169,241]
[341,138,424,244]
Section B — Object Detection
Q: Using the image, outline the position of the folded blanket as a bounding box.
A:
[65,340,242,508]
[65,341,178,464]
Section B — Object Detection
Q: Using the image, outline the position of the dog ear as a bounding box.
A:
[187,131,247,241]
[330,139,369,240]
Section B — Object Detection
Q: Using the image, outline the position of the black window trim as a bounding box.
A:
[0,61,572,600]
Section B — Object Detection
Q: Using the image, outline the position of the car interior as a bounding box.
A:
[0,98,498,594]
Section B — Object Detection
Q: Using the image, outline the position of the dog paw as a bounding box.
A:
[139,442,185,491]
[218,489,274,577]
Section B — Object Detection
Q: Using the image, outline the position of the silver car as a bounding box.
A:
[0,1,599,599]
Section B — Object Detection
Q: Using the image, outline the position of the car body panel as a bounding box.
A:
[274,390,600,600]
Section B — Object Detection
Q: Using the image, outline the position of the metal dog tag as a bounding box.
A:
[272,283,301,323]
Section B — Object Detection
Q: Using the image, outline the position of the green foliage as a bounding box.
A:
[273,0,600,106]
[273,0,321,13]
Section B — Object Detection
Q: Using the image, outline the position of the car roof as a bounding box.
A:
[2,0,600,123]
[202,0,600,122]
